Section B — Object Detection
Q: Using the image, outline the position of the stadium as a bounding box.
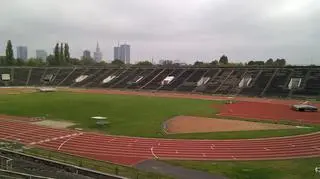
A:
[0,66,319,179]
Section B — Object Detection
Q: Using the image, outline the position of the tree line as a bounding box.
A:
[193,55,287,67]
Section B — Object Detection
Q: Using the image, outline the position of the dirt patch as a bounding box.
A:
[32,120,75,129]
[0,87,37,94]
[165,116,295,134]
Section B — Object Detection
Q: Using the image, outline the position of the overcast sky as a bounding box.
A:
[0,0,319,64]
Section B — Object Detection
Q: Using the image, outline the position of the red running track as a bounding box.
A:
[219,101,320,124]
[0,120,320,166]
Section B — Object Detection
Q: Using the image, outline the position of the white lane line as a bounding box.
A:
[2,128,44,140]
[290,144,295,147]
[57,133,83,150]
[108,138,116,142]
[202,153,206,157]
[232,156,237,159]
[29,132,83,146]
[151,147,158,159]
[134,139,138,142]
[175,150,179,154]
[264,147,270,151]
[210,144,215,150]
[313,147,320,151]
[157,143,161,146]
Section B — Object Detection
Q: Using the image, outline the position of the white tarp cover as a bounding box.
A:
[161,76,175,85]
[197,77,210,86]
[1,74,10,81]
[102,75,116,83]
[288,78,302,89]
[43,74,54,81]
[238,77,252,88]
[75,75,88,83]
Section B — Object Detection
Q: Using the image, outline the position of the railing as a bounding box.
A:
[0,148,128,179]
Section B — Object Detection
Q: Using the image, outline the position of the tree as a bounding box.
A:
[26,58,45,66]
[247,60,265,66]
[219,55,228,65]
[265,58,274,66]
[54,43,60,65]
[111,59,125,66]
[64,43,70,64]
[16,58,25,66]
[0,56,6,66]
[80,56,95,66]
[46,55,55,66]
[5,40,14,65]
[70,58,81,65]
[136,61,153,66]
[60,43,64,64]
[210,60,219,66]
[274,58,286,66]
[193,61,204,66]
[94,61,107,66]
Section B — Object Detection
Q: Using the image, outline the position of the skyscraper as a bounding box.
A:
[120,44,130,64]
[83,50,91,59]
[94,42,103,62]
[114,46,120,60]
[113,43,130,64]
[16,46,28,60]
[36,50,47,61]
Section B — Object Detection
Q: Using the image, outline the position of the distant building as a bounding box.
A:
[83,50,91,59]
[120,44,130,64]
[113,43,130,64]
[93,42,103,62]
[16,46,28,60]
[36,50,47,61]
[114,46,120,60]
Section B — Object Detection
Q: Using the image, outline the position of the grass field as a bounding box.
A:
[166,158,320,179]
[0,91,318,139]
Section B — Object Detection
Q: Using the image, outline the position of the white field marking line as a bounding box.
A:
[58,133,83,150]
[151,147,158,159]
[29,132,83,146]
[1,127,44,140]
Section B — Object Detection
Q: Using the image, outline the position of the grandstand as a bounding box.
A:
[0,66,320,98]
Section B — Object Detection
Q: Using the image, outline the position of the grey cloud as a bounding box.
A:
[0,0,319,64]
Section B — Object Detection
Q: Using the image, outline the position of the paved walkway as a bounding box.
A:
[136,160,227,179]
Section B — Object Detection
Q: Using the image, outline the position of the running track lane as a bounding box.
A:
[0,120,320,166]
